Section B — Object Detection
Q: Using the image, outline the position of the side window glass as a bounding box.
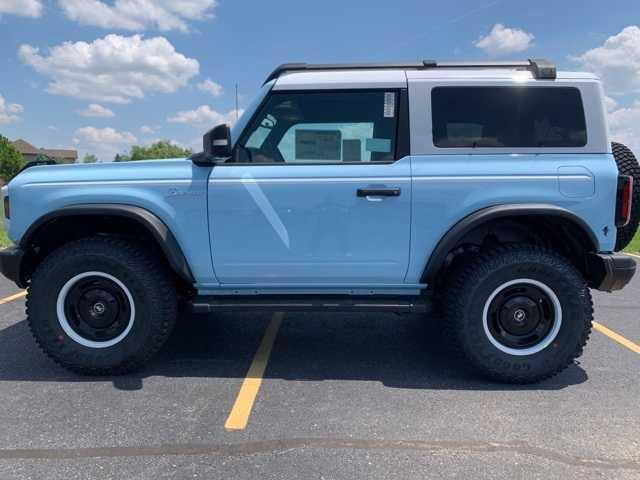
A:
[245,114,277,149]
[431,86,587,148]
[236,91,397,163]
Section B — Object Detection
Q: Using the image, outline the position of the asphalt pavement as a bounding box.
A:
[0,259,638,479]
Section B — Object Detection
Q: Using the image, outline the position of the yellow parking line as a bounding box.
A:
[0,291,26,305]
[593,321,640,354]
[224,312,284,431]
[624,252,640,259]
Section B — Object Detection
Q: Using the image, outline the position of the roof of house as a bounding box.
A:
[12,139,77,160]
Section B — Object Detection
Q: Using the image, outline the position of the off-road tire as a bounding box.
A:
[442,245,593,384]
[612,142,640,250]
[27,236,178,375]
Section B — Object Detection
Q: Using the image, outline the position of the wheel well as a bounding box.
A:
[19,214,194,293]
[426,214,599,288]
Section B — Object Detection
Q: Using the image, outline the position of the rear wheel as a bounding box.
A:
[442,245,592,384]
[27,236,178,375]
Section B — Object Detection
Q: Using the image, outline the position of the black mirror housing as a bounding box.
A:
[204,124,232,159]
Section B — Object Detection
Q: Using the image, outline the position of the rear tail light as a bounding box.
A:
[616,175,633,227]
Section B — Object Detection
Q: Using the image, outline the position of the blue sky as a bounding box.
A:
[1,0,639,160]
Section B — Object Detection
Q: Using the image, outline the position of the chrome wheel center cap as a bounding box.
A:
[92,302,106,315]
[513,309,527,323]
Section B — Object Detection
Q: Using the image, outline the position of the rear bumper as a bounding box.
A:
[588,253,636,292]
[0,246,24,287]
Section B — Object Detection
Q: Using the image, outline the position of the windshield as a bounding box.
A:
[230,80,275,147]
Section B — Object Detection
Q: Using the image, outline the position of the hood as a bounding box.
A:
[9,158,197,189]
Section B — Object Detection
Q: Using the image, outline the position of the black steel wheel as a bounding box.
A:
[483,279,561,355]
[58,272,134,348]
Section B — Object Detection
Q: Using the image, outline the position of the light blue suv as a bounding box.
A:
[1,60,638,383]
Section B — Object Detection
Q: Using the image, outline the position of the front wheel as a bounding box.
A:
[27,236,178,375]
[442,245,593,384]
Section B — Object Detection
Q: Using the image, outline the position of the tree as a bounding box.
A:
[117,140,192,162]
[0,135,24,183]
[82,153,98,163]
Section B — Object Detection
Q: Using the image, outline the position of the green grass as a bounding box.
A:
[623,230,640,253]
[0,199,9,249]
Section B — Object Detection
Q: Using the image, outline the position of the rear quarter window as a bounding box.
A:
[431,86,587,148]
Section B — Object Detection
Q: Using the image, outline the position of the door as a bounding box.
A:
[208,89,411,285]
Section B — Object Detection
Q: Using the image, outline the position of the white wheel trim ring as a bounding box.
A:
[56,271,135,349]
[482,278,562,356]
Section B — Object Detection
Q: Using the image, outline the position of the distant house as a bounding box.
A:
[12,139,78,164]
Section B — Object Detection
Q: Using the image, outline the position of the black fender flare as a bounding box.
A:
[21,204,195,283]
[421,203,600,284]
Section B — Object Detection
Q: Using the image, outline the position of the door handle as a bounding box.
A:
[356,188,401,197]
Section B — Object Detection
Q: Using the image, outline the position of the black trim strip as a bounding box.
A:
[421,204,599,283]
[190,294,430,314]
[21,204,195,283]
[396,88,410,159]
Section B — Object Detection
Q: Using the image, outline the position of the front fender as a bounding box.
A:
[21,204,195,283]
[7,161,216,285]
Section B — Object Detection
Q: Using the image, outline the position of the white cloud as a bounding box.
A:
[608,102,640,157]
[78,103,115,118]
[58,0,218,32]
[140,125,157,134]
[197,79,223,97]
[0,94,23,124]
[604,95,618,112]
[73,126,137,160]
[474,23,534,57]
[574,26,640,94]
[167,105,243,128]
[573,26,640,157]
[19,34,199,104]
[0,0,42,17]
[48,125,58,131]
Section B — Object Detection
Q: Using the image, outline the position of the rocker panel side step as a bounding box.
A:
[189,295,431,314]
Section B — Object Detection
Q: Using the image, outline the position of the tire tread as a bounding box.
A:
[442,244,593,384]
[26,236,177,376]
[612,142,640,251]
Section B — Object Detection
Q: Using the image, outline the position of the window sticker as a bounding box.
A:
[384,92,395,118]
[366,138,392,153]
[342,139,362,161]
[295,129,342,160]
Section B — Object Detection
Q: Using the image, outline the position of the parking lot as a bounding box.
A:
[0,258,638,479]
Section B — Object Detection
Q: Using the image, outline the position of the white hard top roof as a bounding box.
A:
[273,68,599,90]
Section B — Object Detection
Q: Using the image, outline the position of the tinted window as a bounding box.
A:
[236,91,398,163]
[431,87,587,148]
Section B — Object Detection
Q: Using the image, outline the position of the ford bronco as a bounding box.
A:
[1,59,637,383]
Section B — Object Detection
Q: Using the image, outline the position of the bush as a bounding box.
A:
[116,140,192,162]
[0,136,24,183]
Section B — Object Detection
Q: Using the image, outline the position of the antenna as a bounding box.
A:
[235,83,239,122]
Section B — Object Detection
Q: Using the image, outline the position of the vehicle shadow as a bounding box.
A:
[0,310,588,391]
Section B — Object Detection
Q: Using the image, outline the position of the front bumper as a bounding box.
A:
[0,246,24,287]
[588,253,636,292]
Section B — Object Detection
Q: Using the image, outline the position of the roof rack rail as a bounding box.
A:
[263,59,556,84]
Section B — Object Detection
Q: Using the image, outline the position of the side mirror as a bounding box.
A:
[204,123,232,159]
